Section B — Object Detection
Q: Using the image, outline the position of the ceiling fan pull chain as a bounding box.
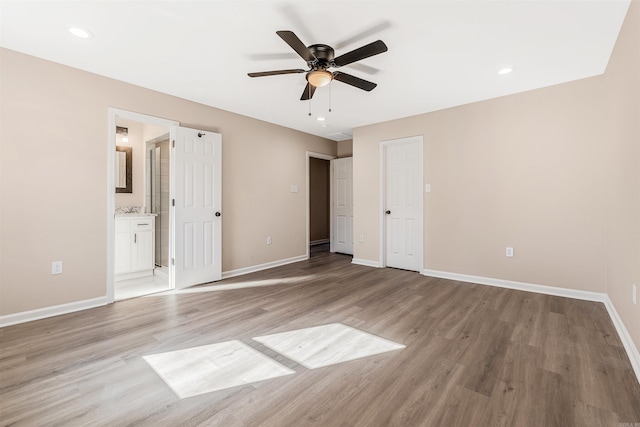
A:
[329,83,332,113]
[308,86,312,116]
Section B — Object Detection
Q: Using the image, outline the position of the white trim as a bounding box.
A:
[422,268,640,383]
[602,296,640,382]
[222,255,308,279]
[379,135,424,272]
[107,108,179,303]
[378,143,385,266]
[422,269,606,301]
[306,151,336,260]
[0,297,109,328]
[330,158,334,253]
[351,258,383,268]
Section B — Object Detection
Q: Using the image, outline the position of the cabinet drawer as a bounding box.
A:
[133,219,153,231]
[115,219,131,233]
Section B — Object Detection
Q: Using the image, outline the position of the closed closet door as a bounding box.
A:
[384,137,423,272]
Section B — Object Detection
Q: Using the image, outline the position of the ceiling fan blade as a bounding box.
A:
[333,40,388,67]
[248,69,306,77]
[300,83,316,100]
[346,63,380,75]
[277,30,316,62]
[334,21,392,50]
[247,52,298,61]
[333,72,377,91]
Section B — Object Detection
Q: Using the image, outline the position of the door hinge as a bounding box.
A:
[171,258,175,266]
[172,140,175,148]
[172,199,175,207]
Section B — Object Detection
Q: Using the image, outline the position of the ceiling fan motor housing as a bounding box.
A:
[308,44,335,69]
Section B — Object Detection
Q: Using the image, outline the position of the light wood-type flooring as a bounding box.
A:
[2,249,640,426]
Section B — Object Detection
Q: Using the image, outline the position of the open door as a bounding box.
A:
[172,126,222,289]
[331,157,353,255]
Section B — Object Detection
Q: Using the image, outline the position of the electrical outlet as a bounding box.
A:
[267,236,272,245]
[51,261,63,275]
[506,247,514,257]
[359,234,364,243]
[633,284,637,305]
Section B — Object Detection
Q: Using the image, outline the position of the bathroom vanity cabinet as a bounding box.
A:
[115,215,155,280]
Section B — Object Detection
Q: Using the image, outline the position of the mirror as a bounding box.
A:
[115,145,132,193]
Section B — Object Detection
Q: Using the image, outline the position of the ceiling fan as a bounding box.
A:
[248,30,388,100]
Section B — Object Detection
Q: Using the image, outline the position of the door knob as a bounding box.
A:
[215,212,221,217]
[385,210,391,215]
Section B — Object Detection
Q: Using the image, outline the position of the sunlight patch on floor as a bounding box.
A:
[143,340,295,398]
[253,323,405,369]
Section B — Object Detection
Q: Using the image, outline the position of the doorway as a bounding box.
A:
[107,109,224,301]
[111,116,172,300]
[309,157,330,255]
[381,136,423,272]
[306,152,336,258]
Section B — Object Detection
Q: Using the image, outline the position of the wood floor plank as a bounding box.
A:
[1,249,639,426]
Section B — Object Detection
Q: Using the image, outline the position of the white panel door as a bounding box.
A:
[384,137,423,271]
[332,157,353,255]
[173,126,222,289]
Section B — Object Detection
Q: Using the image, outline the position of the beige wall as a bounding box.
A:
[337,139,353,158]
[353,0,639,354]
[355,76,607,291]
[0,48,336,316]
[309,157,330,242]
[604,0,640,355]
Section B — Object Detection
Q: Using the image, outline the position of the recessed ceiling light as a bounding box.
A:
[317,117,326,121]
[498,67,513,75]
[68,27,93,39]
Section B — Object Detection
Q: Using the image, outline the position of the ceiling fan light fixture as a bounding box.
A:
[307,70,333,88]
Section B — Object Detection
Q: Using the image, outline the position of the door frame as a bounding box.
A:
[107,108,179,303]
[306,151,336,258]
[378,135,424,270]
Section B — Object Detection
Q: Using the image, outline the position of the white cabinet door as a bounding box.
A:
[114,219,132,274]
[114,216,155,279]
[133,229,154,272]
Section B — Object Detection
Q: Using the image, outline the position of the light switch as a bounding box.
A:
[290,184,298,193]
[425,184,431,193]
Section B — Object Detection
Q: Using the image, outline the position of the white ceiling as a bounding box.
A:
[0,1,630,141]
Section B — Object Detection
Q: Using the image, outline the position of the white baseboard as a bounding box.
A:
[352,258,382,268]
[0,296,109,328]
[602,296,640,382]
[222,255,308,279]
[422,268,639,384]
[422,269,606,302]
